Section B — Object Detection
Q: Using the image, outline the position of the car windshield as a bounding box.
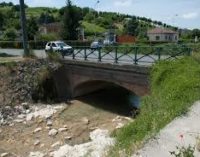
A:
[56,42,67,47]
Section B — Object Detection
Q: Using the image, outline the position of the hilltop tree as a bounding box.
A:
[3,28,17,41]
[0,11,4,30]
[61,0,82,40]
[124,17,139,36]
[27,17,38,40]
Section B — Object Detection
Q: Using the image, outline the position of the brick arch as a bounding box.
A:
[71,78,145,98]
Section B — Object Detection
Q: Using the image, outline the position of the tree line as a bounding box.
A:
[0,1,199,42]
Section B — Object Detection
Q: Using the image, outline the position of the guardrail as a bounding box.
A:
[68,45,192,65]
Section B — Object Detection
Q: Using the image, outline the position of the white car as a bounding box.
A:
[90,41,103,50]
[45,41,73,57]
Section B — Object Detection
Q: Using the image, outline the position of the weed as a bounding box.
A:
[109,57,200,156]
[170,145,195,157]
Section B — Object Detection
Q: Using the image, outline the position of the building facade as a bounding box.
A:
[147,27,179,42]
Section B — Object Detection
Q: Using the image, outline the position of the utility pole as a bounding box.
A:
[19,0,29,56]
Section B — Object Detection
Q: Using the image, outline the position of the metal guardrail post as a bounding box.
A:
[84,47,87,60]
[98,48,101,62]
[72,48,75,59]
[158,47,161,61]
[115,47,118,63]
[187,47,192,56]
[134,47,138,64]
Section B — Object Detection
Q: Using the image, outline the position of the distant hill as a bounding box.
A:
[0,1,185,41]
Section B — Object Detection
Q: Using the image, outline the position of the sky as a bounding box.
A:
[3,0,200,29]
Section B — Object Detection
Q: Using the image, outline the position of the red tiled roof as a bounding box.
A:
[147,27,177,34]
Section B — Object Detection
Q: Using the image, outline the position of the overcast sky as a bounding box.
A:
[3,0,200,29]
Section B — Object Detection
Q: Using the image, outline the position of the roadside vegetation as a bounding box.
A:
[109,53,200,156]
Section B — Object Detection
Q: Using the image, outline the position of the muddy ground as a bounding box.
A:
[0,87,134,157]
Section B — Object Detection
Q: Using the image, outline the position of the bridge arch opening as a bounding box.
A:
[73,80,140,117]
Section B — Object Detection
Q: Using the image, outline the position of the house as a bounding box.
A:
[147,27,179,42]
[39,22,61,34]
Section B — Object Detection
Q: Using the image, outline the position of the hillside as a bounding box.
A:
[0,1,185,41]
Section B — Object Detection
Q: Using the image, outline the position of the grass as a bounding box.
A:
[109,55,200,156]
[82,21,106,35]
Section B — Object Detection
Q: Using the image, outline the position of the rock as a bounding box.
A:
[124,117,132,121]
[29,152,44,157]
[63,125,68,128]
[26,114,33,121]
[46,127,51,130]
[47,120,53,126]
[26,109,31,114]
[115,123,125,129]
[21,102,29,109]
[0,129,2,133]
[48,129,58,137]
[65,136,72,140]
[82,117,89,125]
[14,119,24,123]
[89,127,99,131]
[58,128,68,132]
[40,144,45,148]
[34,127,42,133]
[1,153,9,157]
[17,114,26,119]
[34,140,40,146]
[51,141,61,148]
[9,123,14,127]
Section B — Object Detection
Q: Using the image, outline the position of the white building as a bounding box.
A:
[147,27,179,42]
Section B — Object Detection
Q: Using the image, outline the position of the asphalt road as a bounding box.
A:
[0,48,170,66]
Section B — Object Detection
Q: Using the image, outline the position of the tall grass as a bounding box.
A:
[109,56,200,156]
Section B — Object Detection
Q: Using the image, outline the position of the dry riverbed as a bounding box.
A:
[0,99,133,157]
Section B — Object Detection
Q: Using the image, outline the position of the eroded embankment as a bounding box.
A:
[0,59,61,125]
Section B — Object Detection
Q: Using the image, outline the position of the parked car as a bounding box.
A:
[45,41,73,57]
[90,41,103,50]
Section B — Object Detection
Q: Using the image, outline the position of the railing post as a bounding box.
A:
[115,47,118,63]
[134,47,138,64]
[158,47,161,61]
[98,48,101,62]
[72,47,75,59]
[187,47,192,56]
[84,47,87,60]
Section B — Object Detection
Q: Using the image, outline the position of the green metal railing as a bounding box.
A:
[69,45,192,65]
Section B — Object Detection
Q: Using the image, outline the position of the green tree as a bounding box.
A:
[3,28,17,41]
[124,17,139,36]
[27,17,38,40]
[61,0,81,40]
[0,11,5,30]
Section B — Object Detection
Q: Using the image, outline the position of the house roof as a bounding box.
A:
[147,27,177,34]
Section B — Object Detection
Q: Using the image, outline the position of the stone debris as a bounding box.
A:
[115,123,125,129]
[49,129,58,137]
[50,129,115,157]
[34,140,40,146]
[81,117,89,125]
[33,127,42,133]
[47,120,53,126]
[29,152,45,157]
[58,128,68,132]
[64,136,72,140]
[0,153,9,157]
[51,141,62,148]
[26,105,65,121]
[13,119,24,123]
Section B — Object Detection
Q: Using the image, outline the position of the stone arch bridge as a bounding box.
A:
[53,60,150,100]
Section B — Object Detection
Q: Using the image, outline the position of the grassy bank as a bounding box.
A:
[109,56,200,156]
